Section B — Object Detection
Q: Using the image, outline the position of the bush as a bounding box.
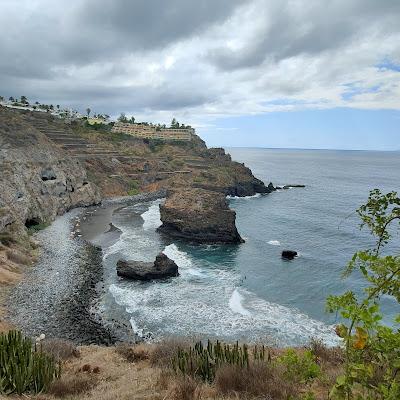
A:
[0,330,60,395]
[48,375,95,398]
[309,338,344,365]
[215,363,299,399]
[41,338,80,361]
[150,338,190,367]
[278,349,320,384]
[115,343,149,363]
[0,232,16,246]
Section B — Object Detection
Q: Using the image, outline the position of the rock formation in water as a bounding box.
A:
[282,250,298,260]
[116,253,179,280]
[158,188,244,244]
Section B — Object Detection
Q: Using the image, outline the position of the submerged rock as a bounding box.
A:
[282,250,298,260]
[116,253,179,280]
[158,188,244,244]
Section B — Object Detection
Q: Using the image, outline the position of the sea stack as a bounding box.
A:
[116,253,179,280]
[158,188,244,244]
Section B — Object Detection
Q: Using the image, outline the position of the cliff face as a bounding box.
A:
[158,188,244,244]
[0,108,100,235]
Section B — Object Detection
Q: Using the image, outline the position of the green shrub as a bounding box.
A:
[0,330,60,395]
[278,349,320,384]
[326,190,400,399]
[127,179,140,196]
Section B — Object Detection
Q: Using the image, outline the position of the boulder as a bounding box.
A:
[282,250,298,260]
[116,253,179,280]
[158,188,244,244]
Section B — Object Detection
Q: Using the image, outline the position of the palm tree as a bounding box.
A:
[86,108,91,118]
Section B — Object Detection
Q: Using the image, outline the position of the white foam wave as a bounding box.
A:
[141,203,162,230]
[163,244,206,278]
[268,240,281,246]
[227,193,261,200]
[109,265,339,346]
[229,289,251,316]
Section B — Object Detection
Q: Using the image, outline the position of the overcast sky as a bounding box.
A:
[1,0,399,150]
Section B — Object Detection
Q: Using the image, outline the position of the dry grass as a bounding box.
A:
[115,342,149,363]
[41,338,80,361]
[48,374,96,398]
[214,362,299,399]
[167,376,201,400]
[150,338,190,367]
[5,249,30,265]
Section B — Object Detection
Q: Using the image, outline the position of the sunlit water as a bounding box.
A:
[99,149,400,346]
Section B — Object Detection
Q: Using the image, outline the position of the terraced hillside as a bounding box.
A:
[6,108,271,198]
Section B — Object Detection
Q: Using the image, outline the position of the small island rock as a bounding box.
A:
[116,253,179,280]
[282,250,298,260]
[158,188,244,244]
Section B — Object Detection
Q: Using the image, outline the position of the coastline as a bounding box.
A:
[4,190,166,344]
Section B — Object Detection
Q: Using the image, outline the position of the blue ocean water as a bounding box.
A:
[102,149,400,346]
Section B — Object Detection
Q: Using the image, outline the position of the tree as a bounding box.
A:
[118,112,128,123]
[9,96,14,102]
[86,108,91,117]
[56,105,60,110]
[171,118,177,128]
[0,96,4,102]
[327,189,400,400]
[129,116,135,124]
[20,95,28,104]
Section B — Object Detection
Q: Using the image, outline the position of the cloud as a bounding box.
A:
[0,0,399,127]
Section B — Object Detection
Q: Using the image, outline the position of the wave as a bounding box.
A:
[227,193,261,200]
[229,289,251,316]
[108,241,339,346]
[268,240,281,246]
[163,243,206,278]
[141,202,162,230]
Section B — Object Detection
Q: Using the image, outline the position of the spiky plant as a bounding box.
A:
[0,330,60,395]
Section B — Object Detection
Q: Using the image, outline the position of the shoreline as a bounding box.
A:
[4,190,166,344]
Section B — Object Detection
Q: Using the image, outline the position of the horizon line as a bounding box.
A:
[222,146,400,152]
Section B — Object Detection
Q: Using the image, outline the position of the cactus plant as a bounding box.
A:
[0,330,60,395]
[172,340,259,382]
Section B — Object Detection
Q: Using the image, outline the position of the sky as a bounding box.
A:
[0,0,399,150]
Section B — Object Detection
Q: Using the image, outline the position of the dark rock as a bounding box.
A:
[158,188,244,244]
[282,250,298,260]
[116,253,179,280]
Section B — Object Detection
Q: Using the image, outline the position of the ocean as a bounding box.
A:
[99,148,400,346]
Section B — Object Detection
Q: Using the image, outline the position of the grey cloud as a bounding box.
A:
[0,0,244,79]
[208,0,400,71]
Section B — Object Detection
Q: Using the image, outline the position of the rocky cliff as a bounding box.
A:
[0,107,100,236]
[158,188,244,243]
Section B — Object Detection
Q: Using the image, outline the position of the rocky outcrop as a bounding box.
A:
[116,253,179,280]
[0,107,100,235]
[192,148,275,196]
[158,188,244,243]
[282,250,298,260]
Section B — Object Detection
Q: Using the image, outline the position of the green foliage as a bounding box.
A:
[279,349,320,384]
[172,340,264,382]
[0,330,60,395]
[326,189,400,399]
[127,180,140,196]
